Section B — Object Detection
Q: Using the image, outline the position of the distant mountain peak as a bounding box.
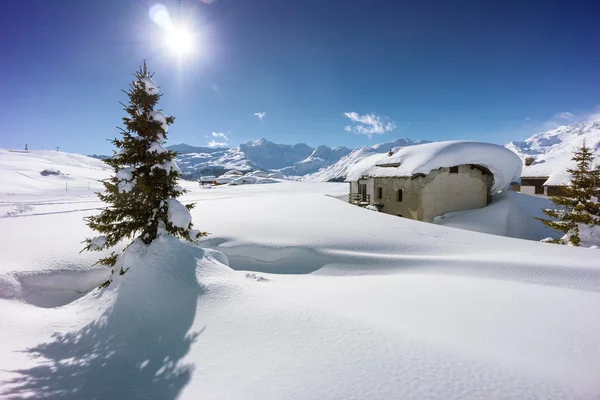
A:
[169,137,433,180]
[506,119,600,185]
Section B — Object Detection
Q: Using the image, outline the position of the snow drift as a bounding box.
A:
[2,235,232,399]
[433,191,560,241]
[347,141,522,192]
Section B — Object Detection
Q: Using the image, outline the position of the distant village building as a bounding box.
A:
[199,175,216,184]
[519,157,568,196]
[520,176,568,196]
[346,141,522,222]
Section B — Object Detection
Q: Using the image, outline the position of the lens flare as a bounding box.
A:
[149,4,171,30]
[149,4,196,57]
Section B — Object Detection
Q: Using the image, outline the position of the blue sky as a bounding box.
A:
[0,0,599,154]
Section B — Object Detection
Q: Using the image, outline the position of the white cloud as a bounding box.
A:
[207,132,230,148]
[343,112,396,138]
[540,107,600,130]
[554,111,575,120]
[254,112,266,120]
[211,132,229,140]
[207,140,227,148]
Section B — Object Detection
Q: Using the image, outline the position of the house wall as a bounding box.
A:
[357,178,375,199]
[419,166,491,222]
[350,165,491,222]
[371,177,421,219]
[520,177,546,195]
[521,185,537,195]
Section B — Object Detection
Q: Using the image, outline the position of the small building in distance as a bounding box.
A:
[519,157,569,196]
[199,175,216,184]
[346,141,522,222]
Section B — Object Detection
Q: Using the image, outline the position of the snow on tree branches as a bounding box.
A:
[83,62,207,283]
[538,142,600,247]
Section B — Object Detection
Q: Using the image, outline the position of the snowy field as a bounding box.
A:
[1,150,600,399]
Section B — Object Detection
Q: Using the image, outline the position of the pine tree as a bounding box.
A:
[538,142,600,246]
[84,62,206,277]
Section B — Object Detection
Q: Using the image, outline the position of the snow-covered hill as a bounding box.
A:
[0,149,110,197]
[506,120,600,185]
[306,137,431,181]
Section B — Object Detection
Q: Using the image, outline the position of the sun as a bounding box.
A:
[165,25,195,56]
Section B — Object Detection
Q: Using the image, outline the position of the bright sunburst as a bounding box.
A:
[165,26,194,56]
[149,4,196,58]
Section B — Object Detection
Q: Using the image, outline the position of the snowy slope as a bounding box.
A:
[0,149,110,197]
[307,137,431,181]
[279,145,351,175]
[347,141,522,191]
[2,148,600,399]
[506,120,600,185]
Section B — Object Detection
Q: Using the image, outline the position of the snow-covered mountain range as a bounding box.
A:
[168,138,426,180]
[506,120,600,185]
[89,120,600,183]
[167,139,353,178]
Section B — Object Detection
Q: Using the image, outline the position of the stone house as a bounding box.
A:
[345,141,522,222]
[349,164,493,222]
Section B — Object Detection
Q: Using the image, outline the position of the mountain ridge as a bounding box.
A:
[157,119,600,181]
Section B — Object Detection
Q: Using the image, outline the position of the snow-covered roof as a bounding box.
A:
[346,141,522,192]
[519,155,572,186]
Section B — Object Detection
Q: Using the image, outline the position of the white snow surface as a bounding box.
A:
[0,149,109,196]
[166,198,191,229]
[149,110,169,133]
[89,235,107,251]
[138,76,158,95]
[148,142,167,154]
[347,141,523,192]
[506,120,600,185]
[1,149,600,399]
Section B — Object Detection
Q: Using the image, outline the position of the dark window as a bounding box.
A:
[377,187,383,199]
[397,189,403,202]
[535,185,544,195]
[449,166,459,174]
